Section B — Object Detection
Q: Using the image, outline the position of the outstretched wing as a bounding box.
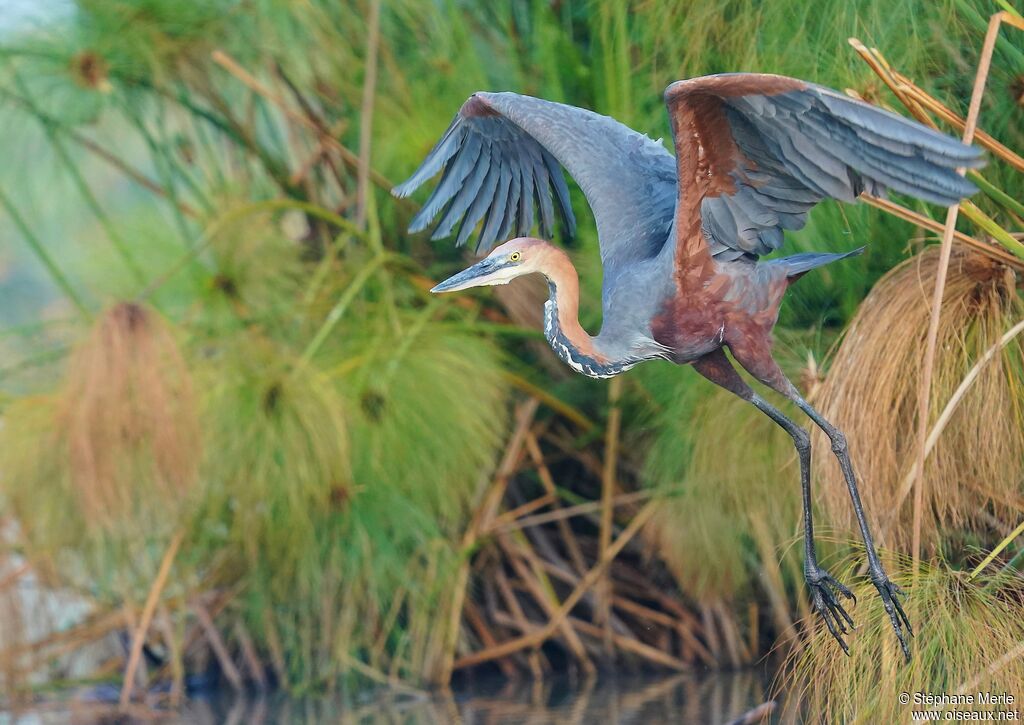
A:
[393,92,678,276]
[662,73,984,262]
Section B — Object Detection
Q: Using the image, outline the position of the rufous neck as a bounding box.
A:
[544,249,592,342]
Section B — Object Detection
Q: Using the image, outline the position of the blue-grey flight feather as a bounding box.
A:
[393,92,678,277]
[395,73,982,279]
[663,73,984,261]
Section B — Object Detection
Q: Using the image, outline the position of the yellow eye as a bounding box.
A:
[509,251,522,262]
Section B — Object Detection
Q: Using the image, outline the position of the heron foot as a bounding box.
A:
[805,566,856,654]
[870,568,913,661]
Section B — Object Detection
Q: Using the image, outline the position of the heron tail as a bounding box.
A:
[769,246,866,281]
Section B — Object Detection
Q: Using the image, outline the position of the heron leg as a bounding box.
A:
[691,350,855,652]
[728,346,913,660]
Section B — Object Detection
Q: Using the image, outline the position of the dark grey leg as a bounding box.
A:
[729,342,914,661]
[748,393,856,652]
[783,387,913,659]
[691,350,855,652]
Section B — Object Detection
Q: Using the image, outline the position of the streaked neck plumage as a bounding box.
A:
[539,247,638,379]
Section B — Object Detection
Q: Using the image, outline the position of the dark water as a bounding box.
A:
[9,671,785,724]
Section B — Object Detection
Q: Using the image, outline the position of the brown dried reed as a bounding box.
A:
[810,247,1023,553]
[783,560,1024,723]
[60,302,200,527]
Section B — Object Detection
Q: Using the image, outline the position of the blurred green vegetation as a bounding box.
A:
[0,0,1021,718]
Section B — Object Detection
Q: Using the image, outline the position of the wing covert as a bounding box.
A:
[662,73,984,262]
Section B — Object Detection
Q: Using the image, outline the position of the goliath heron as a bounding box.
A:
[393,73,983,659]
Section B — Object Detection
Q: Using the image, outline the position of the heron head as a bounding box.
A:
[431,237,551,293]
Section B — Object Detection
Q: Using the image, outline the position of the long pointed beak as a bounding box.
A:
[431,258,498,293]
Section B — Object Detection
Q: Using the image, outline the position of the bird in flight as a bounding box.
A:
[393,73,983,659]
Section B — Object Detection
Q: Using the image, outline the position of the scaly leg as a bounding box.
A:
[692,349,855,652]
[728,345,913,660]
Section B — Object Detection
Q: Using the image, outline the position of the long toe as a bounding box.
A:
[823,572,856,605]
[872,574,913,661]
[807,568,857,653]
[813,588,849,654]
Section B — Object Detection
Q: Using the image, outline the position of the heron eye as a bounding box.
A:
[509,251,522,262]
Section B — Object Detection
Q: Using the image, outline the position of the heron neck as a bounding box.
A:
[543,260,594,349]
[541,256,634,379]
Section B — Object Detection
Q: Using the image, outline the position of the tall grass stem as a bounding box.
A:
[911,9,1000,569]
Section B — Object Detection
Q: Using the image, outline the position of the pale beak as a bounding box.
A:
[431,258,503,293]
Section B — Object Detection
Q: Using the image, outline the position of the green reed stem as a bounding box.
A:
[968,171,1024,222]
[297,252,393,367]
[970,518,1024,580]
[9,66,147,286]
[0,184,89,318]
